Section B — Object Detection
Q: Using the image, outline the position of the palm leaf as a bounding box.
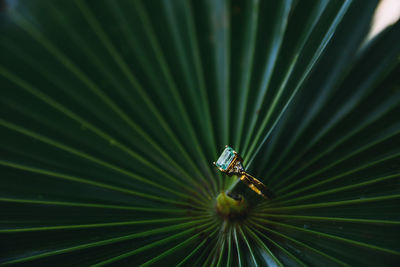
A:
[1,0,399,266]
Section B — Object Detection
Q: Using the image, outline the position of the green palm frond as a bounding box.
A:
[1,0,399,266]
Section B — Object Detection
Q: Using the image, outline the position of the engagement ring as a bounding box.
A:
[214,146,274,199]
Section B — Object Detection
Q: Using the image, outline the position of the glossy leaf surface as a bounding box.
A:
[1,0,399,266]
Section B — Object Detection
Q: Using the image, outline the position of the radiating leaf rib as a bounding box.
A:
[0,64,212,201]
[245,0,353,165]
[8,12,146,141]
[0,160,194,206]
[0,217,209,233]
[160,0,217,166]
[132,0,216,180]
[44,2,140,120]
[1,220,210,265]
[226,228,232,267]
[249,221,350,266]
[8,9,211,198]
[247,223,307,267]
[92,221,214,267]
[215,235,226,267]
[197,222,223,267]
[183,0,218,157]
[191,232,219,267]
[271,92,400,190]
[267,99,398,185]
[237,0,292,163]
[233,0,260,149]
[241,0,330,158]
[46,2,215,196]
[202,234,221,267]
[233,227,243,267]
[253,214,400,225]
[0,118,192,200]
[243,224,283,267]
[177,241,208,267]
[238,225,259,267]
[276,173,400,206]
[259,194,400,212]
[73,0,210,189]
[176,228,218,267]
[276,152,400,200]
[274,130,400,193]
[0,197,185,213]
[209,0,230,147]
[91,1,217,199]
[139,224,217,267]
[300,55,399,152]
[253,217,400,256]
[134,1,214,165]
[262,0,386,181]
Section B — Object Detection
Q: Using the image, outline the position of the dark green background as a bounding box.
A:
[1,0,399,266]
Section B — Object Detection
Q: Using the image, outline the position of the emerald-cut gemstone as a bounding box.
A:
[216,147,235,170]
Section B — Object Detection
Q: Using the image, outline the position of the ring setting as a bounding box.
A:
[213,146,273,199]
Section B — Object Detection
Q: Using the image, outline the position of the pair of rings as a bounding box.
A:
[213,146,273,199]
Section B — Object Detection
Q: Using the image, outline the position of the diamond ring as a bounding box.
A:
[213,146,274,199]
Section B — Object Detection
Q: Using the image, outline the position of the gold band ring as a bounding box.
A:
[213,146,273,199]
